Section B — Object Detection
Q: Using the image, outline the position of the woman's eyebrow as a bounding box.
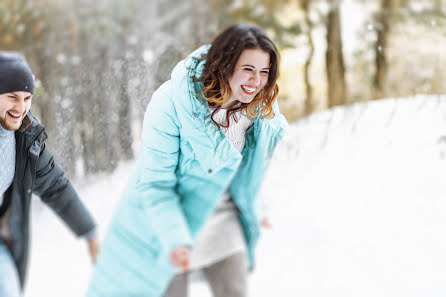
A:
[241,64,270,70]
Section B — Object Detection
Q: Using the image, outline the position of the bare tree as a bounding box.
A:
[300,0,315,115]
[373,0,391,99]
[326,0,347,108]
[114,18,134,161]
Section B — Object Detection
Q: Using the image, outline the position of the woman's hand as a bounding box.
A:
[169,247,190,271]
[261,217,273,229]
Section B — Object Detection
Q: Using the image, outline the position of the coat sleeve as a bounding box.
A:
[32,143,96,237]
[129,81,192,254]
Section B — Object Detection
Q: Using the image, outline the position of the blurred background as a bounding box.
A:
[3,1,446,296]
[1,0,445,178]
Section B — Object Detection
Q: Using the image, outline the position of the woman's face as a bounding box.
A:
[227,48,270,105]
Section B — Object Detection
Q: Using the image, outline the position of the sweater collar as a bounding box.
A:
[0,122,13,137]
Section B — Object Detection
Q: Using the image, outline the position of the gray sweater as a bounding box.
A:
[0,124,15,206]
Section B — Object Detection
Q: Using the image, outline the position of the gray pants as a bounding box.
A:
[163,252,248,297]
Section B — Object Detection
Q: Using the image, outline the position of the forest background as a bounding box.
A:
[1,0,445,177]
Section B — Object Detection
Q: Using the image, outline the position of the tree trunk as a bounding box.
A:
[301,0,314,115]
[75,1,98,175]
[373,0,391,99]
[53,19,77,177]
[118,64,134,160]
[32,28,54,129]
[93,46,119,173]
[325,0,347,108]
[117,20,134,161]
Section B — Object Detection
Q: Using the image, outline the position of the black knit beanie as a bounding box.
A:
[0,51,34,95]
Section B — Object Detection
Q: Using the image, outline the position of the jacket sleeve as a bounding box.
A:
[129,81,192,254]
[32,143,96,238]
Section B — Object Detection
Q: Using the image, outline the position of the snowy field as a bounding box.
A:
[25,95,446,297]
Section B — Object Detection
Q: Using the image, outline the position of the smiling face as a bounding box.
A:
[226,48,270,106]
[0,91,32,131]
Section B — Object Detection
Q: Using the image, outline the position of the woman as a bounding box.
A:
[87,24,287,297]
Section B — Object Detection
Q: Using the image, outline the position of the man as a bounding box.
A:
[0,51,99,296]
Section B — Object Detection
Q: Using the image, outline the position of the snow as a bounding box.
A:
[25,94,446,297]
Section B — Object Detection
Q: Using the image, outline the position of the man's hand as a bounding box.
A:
[87,237,100,264]
[169,247,190,271]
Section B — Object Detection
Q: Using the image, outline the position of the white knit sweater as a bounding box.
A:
[189,107,253,270]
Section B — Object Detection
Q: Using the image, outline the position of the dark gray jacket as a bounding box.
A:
[1,113,96,288]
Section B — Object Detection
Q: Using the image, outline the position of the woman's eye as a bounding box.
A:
[261,71,269,75]
[243,68,253,71]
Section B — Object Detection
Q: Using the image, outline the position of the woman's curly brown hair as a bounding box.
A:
[194,24,280,128]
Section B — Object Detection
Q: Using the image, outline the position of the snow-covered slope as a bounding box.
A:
[25,95,446,297]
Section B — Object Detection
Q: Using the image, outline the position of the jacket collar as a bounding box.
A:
[18,113,32,132]
[15,112,46,145]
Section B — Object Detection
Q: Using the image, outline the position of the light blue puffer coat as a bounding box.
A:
[86,45,288,297]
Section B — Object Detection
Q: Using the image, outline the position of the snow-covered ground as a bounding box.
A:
[25,95,446,297]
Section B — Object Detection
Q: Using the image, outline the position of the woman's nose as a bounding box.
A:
[249,71,261,85]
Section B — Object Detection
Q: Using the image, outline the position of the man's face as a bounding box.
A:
[0,91,32,131]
